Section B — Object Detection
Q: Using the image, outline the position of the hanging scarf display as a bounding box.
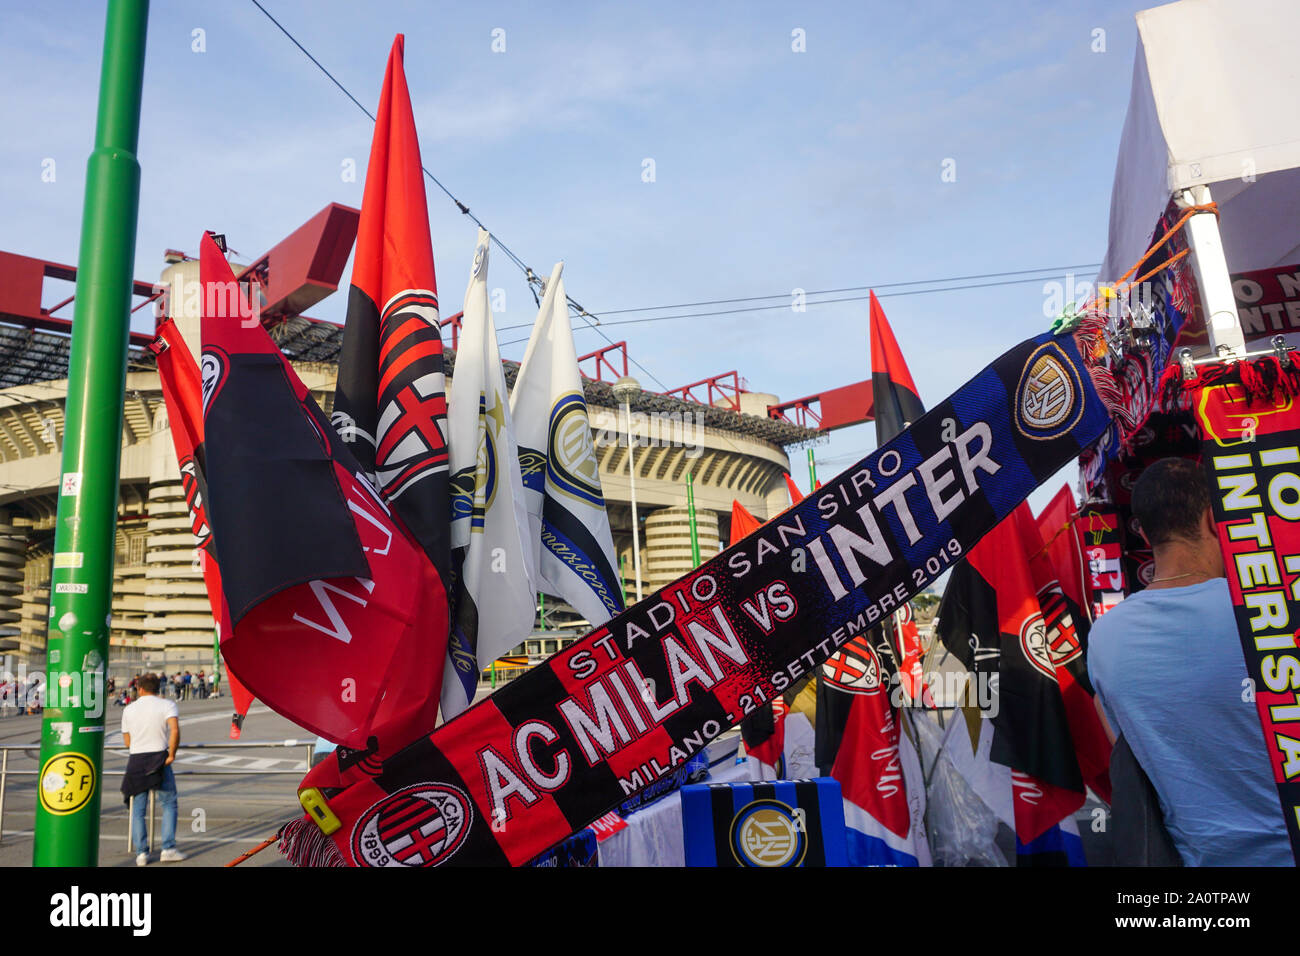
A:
[281,328,1114,866]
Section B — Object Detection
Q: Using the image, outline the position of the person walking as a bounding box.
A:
[120,673,186,865]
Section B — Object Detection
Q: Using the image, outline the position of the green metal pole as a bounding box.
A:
[806,447,818,493]
[685,470,701,568]
[34,0,148,867]
[212,630,220,696]
[538,592,545,630]
[619,554,628,606]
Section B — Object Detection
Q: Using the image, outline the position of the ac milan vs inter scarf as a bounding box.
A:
[285,329,1112,866]
[1190,357,1300,863]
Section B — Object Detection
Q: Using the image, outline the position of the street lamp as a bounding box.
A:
[612,375,643,603]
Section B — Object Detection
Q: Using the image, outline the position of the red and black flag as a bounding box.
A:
[1035,484,1091,644]
[937,504,1087,861]
[816,292,925,773]
[868,290,925,440]
[1033,486,1111,801]
[332,35,451,595]
[199,233,447,751]
[150,319,255,739]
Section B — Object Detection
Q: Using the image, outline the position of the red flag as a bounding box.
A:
[332,34,452,596]
[1032,487,1111,802]
[150,319,255,739]
[868,291,925,444]
[1035,485,1091,634]
[729,500,763,541]
[783,473,805,505]
[199,233,447,750]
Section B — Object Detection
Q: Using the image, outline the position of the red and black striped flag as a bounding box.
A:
[332,34,452,597]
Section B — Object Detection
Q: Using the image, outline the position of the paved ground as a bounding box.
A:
[0,695,315,867]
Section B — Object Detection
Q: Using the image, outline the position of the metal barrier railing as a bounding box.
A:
[0,740,315,854]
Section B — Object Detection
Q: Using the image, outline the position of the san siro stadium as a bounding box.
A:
[0,205,827,679]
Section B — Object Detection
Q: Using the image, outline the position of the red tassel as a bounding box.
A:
[278,817,347,867]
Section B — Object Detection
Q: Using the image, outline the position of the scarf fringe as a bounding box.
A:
[1159,354,1300,410]
[1072,313,1124,420]
[278,816,348,867]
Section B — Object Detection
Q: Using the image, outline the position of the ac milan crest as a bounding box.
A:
[178,458,211,545]
[352,783,472,867]
[1019,584,1083,679]
[821,635,883,695]
[372,290,449,497]
[200,347,227,415]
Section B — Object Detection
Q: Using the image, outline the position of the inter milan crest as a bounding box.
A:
[352,783,472,867]
[820,635,883,695]
[1014,342,1085,441]
[729,799,808,867]
[547,392,604,507]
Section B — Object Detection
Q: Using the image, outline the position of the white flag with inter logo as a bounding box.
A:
[510,262,624,628]
[441,229,536,719]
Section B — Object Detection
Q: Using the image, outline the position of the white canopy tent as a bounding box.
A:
[1100,0,1300,351]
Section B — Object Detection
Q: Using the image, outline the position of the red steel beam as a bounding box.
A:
[235,203,360,319]
[664,371,743,409]
[577,341,628,382]
[0,250,155,345]
[768,379,874,432]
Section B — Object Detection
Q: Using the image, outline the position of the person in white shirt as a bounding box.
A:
[120,673,185,865]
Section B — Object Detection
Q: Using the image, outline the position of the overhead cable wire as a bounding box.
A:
[496,271,1096,346]
[248,0,670,389]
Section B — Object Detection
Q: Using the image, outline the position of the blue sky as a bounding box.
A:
[0,0,1150,506]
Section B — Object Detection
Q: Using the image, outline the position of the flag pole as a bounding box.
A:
[685,470,701,568]
[34,0,148,867]
[806,447,818,492]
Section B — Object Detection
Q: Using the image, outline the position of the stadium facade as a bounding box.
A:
[0,222,819,672]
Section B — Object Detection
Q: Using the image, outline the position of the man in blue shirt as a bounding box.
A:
[1088,457,1293,866]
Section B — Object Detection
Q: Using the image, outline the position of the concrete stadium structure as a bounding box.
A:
[0,225,823,670]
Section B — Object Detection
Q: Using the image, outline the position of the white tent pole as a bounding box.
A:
[1176,184,1246,357]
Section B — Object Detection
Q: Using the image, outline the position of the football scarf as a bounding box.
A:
[1076,507,1126,617]
[682,779,849,867]
[200,233,447,751]
[332,35,452,596]
[731,500,787,777]
[284,328,1111,866]
[1189,356,1300,863]
[149,319,255,739]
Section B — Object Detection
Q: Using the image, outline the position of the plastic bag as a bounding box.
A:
[912,712,1007,867]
